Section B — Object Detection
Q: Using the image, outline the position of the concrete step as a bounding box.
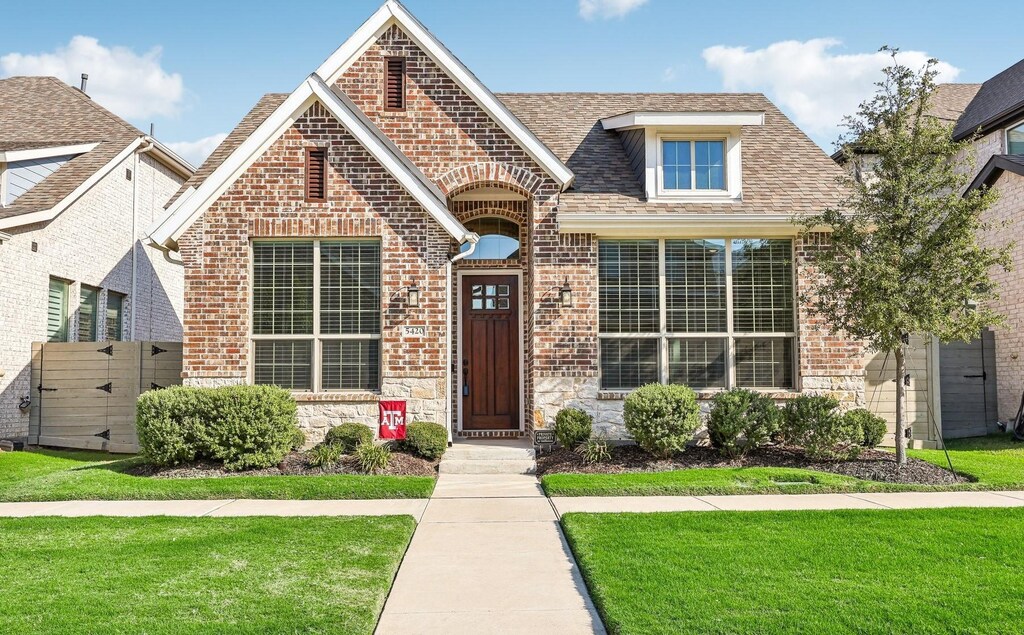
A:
[444,442,536,461]
[438,458,537,475]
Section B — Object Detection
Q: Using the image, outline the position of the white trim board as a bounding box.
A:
[455,269,526,434]
[557,213,828,236]
[315,0,574,189]
[601,111,765,131]
[0,143,99,163]
[147,73,475,250]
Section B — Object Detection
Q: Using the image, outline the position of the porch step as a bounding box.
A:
[438,439,537,474]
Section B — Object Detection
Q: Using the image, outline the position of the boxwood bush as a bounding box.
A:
[324,422,373,453]
[623,383,700,458]
[783,394,862,460]
[553,407,593,449]
[707,388,783,458]
[136,385,299,471]
[844,408,888,448]
[403,421,448,460]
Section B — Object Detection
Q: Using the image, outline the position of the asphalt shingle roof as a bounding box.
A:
[172,91,847,217]
[0,76,142,221]
[954,59,1024,140]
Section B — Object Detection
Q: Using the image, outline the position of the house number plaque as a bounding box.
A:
[402,326,426,337]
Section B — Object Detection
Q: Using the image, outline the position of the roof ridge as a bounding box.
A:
[43,76,142,140]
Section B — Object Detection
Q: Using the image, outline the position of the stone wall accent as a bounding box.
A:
[0,151,185,439]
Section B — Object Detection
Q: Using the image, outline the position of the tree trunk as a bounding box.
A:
[894,344,907,465]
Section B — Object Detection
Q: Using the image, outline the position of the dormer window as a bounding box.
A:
[662,139,725,191]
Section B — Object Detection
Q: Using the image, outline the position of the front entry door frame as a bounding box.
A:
[456,269,524,433]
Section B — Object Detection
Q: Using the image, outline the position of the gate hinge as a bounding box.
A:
[37,384,57,393]
[150,382,164,390]
[96,382,113,393]
[94,429,110,440]
[151,345,167,356]
[98,345,114,356]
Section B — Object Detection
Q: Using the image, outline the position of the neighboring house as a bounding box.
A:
[148,0,861,442]
[960,58,1024,427]
[0,76,193,441]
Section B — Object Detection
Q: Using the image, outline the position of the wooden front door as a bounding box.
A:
[461,275,520,430]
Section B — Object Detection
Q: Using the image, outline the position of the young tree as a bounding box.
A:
[809,49,1010,465]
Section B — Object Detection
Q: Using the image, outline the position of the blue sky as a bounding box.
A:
[3,0,1022,165]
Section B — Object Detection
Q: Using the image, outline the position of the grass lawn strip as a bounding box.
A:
[543,436,1024,497]
[0,515,415,635]
[563,507,1024,635]
[0,449,435,501]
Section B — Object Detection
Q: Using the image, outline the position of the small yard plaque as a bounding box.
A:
[533,429,556,446]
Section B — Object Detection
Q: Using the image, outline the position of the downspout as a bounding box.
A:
[444,233,479,443]
[129,142,143,340]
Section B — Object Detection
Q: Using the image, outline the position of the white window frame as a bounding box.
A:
[1005,117,1024,154]
[597,237,798,392]
[248,238,382,393]
[651,131,742,202]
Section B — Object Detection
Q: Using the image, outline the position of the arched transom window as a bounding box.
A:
[460,217,520,260]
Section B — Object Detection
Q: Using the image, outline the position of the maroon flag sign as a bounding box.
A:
[378,400,407,440]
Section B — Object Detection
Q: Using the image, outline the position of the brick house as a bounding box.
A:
[0,76,193,441]
[148,0,862,443]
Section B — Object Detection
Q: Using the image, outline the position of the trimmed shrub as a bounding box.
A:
[325,422,373,453]
[554,407,593,449]
[355,442,391,474]
[136,385,299,471]
[290,428,307,451]
[783,395,862,460]
[707,388,784,458]
[623,384,700,458]
[306,443,344,468]
[577,436,611,464]
[844,408,888,448]
[403,421,448,460]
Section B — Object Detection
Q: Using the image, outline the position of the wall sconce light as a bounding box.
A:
[559,278,572,308]
[407,284,420,308]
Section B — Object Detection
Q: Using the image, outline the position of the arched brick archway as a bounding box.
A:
[437,162,542,200]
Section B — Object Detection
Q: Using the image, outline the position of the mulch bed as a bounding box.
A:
[125,449,438,479]
[536,444,966,485]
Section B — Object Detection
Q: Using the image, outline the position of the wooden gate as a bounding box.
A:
[29,341,183,453]
[939,329,997,439]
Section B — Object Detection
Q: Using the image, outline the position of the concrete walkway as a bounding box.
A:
[374,474,606,635]
[552,490,1024,515]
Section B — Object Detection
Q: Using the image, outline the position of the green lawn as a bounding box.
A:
[563,508,1024,634]
[542,435,1024,496]
[0,449,435,501]
[0,515,414,634]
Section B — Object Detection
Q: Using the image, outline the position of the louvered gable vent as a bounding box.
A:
[305,148,326,201]
[385,57,406,111]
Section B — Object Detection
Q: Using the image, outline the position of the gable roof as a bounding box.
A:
[147,74,474,250]
[314,0,573,189]
[498,92,846,216]
[0,76,193,230]
[929,83,983,124]
[966,153,1024,192]
[954,58,1024,140]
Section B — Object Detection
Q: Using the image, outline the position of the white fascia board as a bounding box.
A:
[316,0,575,190]
[308,75,469,242]
[0,138,143,231]
[146,185,195,248]
[0,142,99,163]
[557,213,827,236]
[601,112,765,131]
[142,137,196,178]
[149,74,471,249]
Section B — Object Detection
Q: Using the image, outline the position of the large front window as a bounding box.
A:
[252,240,381,391]
[598,238,795,391]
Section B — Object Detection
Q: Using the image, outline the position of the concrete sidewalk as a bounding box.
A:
[374,474,606,635]
[551,490,1024,515]
[0,498,428,518]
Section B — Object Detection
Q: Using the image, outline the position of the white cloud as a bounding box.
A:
[1,35,184,120]
[165,133,227,168]
[702,39,960,142]
[579,0,648,20]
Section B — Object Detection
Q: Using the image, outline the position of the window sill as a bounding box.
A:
[291,391,380,403]
[648,192,740,204]
[598,389,801,401]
